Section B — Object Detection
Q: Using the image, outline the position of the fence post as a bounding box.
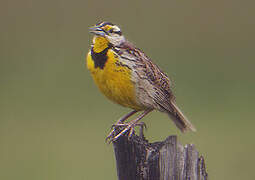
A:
[113,128,208,180]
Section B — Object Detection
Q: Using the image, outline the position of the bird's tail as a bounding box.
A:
[167,102,196,133]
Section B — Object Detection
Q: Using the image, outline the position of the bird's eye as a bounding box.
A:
[108,28,122,35]
[115,31,122,35]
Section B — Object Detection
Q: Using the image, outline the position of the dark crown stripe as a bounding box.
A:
[96,22,114,28]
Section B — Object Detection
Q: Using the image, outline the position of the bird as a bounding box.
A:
[86,21,196,142]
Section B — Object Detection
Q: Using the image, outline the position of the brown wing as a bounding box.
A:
[115,41,196,132]
[116,41,175,107]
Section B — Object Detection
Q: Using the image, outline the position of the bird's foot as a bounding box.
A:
[105,122,146,143]
[105,123,127,143]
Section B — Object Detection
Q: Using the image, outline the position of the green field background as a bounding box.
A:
[1,0,255,179]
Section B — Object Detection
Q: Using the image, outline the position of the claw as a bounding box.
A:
[106,123,129,143]
[111,125,132,142]
[128,127,135,139]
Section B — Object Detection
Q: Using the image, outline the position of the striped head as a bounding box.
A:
[89,22,125,46]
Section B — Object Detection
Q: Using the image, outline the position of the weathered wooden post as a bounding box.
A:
[113,128,208,180]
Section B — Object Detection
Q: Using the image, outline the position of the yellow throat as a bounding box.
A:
[92,36,109,53]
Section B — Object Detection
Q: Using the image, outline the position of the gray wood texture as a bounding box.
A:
[113,130,207,180]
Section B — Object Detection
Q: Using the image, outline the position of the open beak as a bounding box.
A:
[89,26,106,36]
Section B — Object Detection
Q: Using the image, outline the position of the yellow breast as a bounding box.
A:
[87,48,142,111]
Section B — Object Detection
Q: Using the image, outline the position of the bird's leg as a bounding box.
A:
[113,110,138,126]
[105,110,137,142]
[111,109,153,142]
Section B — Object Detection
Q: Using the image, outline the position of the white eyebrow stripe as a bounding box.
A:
[113,26,121,32]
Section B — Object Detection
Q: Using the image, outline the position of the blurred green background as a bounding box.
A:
[1,0,255,179]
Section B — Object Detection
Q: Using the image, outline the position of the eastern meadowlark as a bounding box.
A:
[87,22,196,142]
